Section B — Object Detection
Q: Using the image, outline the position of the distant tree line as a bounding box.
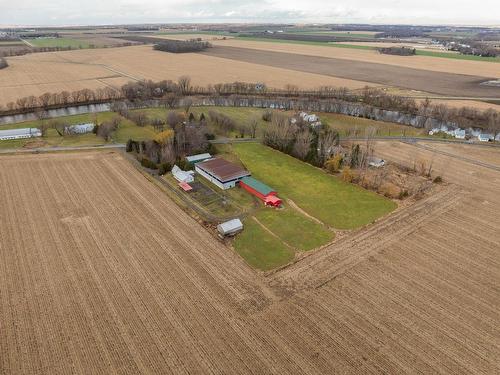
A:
[0,57,8,69]
[1,77,499,136]
[378,47,416,56]
[153,39,211,53]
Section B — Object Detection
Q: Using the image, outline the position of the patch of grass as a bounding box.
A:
[255,207,333,251]
[234,217,294,271]
[322,113,425,137]
[24,38,90,49]
[414,49,500,62]
[230,143,396,229]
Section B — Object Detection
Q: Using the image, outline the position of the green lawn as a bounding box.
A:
[24,38,90,49]
[230,143,396,229]
[255,207,334,251]
[0,112,156,150]
[322,113,426,137]
[234,217,294,271]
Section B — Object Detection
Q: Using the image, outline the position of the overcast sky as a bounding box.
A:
[1,0,499,27]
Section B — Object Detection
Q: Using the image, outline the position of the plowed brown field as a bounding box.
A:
[1,146,499,374]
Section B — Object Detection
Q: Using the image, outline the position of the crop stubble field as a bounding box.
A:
[0,143,499,374]
[1,38,499,107]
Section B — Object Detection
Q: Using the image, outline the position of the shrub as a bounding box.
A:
[262,110,273,122]
[379,182,401,199]
[398,190,410,199]
[324,154,343,173]
[341,166,354,183]
[140,157,158,170]
[126,139,134,152]
[433,176,443,183]
[0,57,8,69]
[158,163,172,175]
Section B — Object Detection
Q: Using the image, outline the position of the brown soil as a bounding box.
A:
[202,46,500,98]
[1,147,499,374]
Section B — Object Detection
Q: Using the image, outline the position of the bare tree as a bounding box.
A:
[177,76,191,95]
[248,117,259,138]
[292,129,313,160]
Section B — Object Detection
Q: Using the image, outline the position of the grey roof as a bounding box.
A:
[217,218,243,235]
[0,128,41,137]
[186,153,212,163]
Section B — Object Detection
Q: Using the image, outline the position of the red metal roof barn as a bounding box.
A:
[239,177,282,207]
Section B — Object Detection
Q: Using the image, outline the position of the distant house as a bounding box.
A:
[195,158,250,190]
[239,176,282,207]
[217,218,243,237]
[478,134,493,142]
[368,157,386,168]
[454,129,466,139]
[64,123,95,135]
[0,128,41,141]
[172,165,195,183]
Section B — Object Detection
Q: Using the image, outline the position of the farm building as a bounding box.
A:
[195,158,250,190]
[186,153,212,166]
[478,134,493,142]
[172,165,195,183]
[368,157,386,168]
[64,123,95,135]
[239,177,282,207]
[0,128,41,141]
[217,218,243,237]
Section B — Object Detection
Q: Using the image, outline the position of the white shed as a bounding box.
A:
[0,128,42,141]
[172,165,194,183]
[217,219,243,237]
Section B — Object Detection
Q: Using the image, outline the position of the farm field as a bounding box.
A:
[1,142,499,374]
[211,38,500,76]
[203,46,500,98]
[24,37,91,48]
[0,45,377,106]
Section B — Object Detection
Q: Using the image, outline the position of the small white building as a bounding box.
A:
[0,128,42,141]
[64,123,95,135]
[478,134,493,142]
[368,157,386,168]
[217,218,243,237]
[172,165,194,183]
[454,129,466,139]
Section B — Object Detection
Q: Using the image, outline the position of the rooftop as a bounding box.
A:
[196,158,250,182]
[0,128,41,137]
[186,153,212,163]
[240,176,275,196]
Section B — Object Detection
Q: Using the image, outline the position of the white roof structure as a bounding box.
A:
[172,165,194,183]
[0,128,42,140]
[186,153,212,163]
[65,123,95,134]
[368,157,386,168]
[217,218,243,236]
[478,134,493,141]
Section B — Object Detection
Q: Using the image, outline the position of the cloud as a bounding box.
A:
[0,0,498,26]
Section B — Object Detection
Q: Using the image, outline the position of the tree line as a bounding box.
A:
[0,77,498,135]
[378,47,416,56]
[153,39,211,53]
